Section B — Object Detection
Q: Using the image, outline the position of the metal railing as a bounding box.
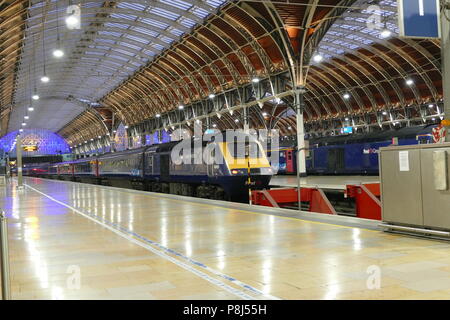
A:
[0,210,10,300]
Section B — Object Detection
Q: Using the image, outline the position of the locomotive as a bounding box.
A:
[24,132,274,202]
[271,124,437,175]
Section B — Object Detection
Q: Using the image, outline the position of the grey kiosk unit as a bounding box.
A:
[380,143,450,237]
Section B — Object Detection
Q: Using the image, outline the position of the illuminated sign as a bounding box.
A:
[398,0,441,38]
[363,148,380,154]
[341,127,353,134]
[23,145,38,152]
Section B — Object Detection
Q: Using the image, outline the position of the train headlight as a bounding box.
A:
[231,169,239,175]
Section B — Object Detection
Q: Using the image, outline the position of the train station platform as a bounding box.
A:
[2,177,450,300]
[270,175,380,190]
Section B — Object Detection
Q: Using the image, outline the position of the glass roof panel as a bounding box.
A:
[315,0,398,62]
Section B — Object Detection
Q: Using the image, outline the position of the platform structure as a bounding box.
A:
[261,175,381,220]
[270,175,380,190]
[1,177,450,300]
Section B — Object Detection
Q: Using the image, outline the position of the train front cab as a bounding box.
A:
[217,139,273,201]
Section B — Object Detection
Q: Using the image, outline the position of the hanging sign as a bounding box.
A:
[398,0,441,38]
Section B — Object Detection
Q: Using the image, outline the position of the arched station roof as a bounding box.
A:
[0,0,443,147]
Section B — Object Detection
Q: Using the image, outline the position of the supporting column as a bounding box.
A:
[16,135,23,189]
[442,3,450,137]
[243,106,249,134]
[5,154,10,181]
[295,86,307,176]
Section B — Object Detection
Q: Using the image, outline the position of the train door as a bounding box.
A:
[285,149,294,174]
[327,148,345,173]
[160,154,170,180]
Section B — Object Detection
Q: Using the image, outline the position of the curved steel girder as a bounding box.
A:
[315,42,396,106]
[131,73,176,111]
[171,47,216,94]
[325,25,440,100]
[218,14,269,76]
[313,59,378,112]
[158,56,204,99]
[31,7,190,37]
[328,17,441,71]
[306,75,343,116]
[0,0,28,110]
[153,59,198,103]
[98,1,288,126]
[311,62,366,112]
[59,110,108,145]
[194,32,244,87]
[329,56,390,108]
[322,34,433,103]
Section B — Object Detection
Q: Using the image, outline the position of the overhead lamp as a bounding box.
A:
[28,106,34,112]
[345,117,349,121]
[32,94,39,100]
[52,48,64,58]
[406,79,414,86]
[113,130,117,133]
[343,93,350,99]
[98,136,101,139]
[41,75,50,83]
[432,117,436,121]
[66,15,79,28]
[252,77,260,83]
[209,93,216,99]
[178,105,184,110]
[21,122,26,126]
[288,126,292,130]
[24,115,29,120]
[19,129,24,133]
[380,28,391,39]
[155,114,161,118]
[124,125,129,129]
[53,1,64,58]
[212,124,217,128]
[262,112,268,117]
[428,104,434,108]
[313,54,323,63]
[234,119,239,123]
[382,111,387,115]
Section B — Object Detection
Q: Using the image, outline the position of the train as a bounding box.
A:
[23,132,274,202]
[270,124,437,175]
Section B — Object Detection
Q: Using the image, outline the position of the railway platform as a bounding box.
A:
[2,177,450,300]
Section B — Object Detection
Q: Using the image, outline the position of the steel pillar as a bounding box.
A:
[16,135,23,188]
[243,106,249,134]
[295,87,307,175]
[442,3,450,138]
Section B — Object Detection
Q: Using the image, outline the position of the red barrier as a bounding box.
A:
[251,187,335,215]
[345,183,381,220]
[252,183,382,220]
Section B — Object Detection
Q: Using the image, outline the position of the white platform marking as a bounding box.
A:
[23,181,280,300]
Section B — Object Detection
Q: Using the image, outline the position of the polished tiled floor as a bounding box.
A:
[2,177,450,300]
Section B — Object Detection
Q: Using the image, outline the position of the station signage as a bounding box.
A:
[23,145,38,152]
[398,0,441,38]
[341,127,353,134]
